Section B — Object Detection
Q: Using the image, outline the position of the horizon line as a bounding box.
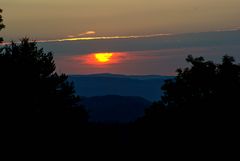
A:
[68,73,175,77]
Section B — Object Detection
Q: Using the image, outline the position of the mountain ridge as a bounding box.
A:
[69,73,174,101]
[70,73,172,80]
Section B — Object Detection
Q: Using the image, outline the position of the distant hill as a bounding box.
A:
[81,95,152,123]
[69,73,173,101]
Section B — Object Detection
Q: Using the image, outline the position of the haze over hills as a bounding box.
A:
[69,73,173,102]
[69,74,173,122]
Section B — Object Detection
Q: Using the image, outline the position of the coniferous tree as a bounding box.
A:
[0,39,88,124]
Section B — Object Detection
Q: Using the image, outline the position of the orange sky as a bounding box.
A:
[1,0,240,41]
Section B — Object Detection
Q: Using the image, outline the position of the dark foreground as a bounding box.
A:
[3,113,238,151]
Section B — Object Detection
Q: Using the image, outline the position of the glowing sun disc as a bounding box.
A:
[95,53,113,63]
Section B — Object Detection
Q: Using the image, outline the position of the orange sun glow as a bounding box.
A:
[72,52,126,65]
[95,53,113,63]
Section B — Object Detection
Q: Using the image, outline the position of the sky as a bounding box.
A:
[1,0,240,75]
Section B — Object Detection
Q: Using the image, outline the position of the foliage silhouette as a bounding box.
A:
[144,55,240,116]
[130,55,240,147]
[0,39,88,124]
[0,9,5,43]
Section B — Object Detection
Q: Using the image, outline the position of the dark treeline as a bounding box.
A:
[143,55,240,114]
[131,54,240,147]
[1,9,239,149]
[0,39,88,125]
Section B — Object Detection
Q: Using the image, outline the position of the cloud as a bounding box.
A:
[67,35,75,38]
[67,31,96,38]
[215,27,240,32]
[78,31,96,36]
[33,33,171,43]
[35,28,240,43]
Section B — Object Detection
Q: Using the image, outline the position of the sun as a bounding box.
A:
[95,53,113,63]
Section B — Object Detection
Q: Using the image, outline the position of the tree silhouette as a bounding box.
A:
[0,39,88,124]
[132,55,240,147]
[0,9,5,43]
[144,55,240,115]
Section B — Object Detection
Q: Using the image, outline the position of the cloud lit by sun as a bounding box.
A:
[82,31,96,35]
[35,33,171,43]
[67,31,96,38]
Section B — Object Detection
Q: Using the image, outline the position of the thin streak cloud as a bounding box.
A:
[37,33,172,43]
[34,28,240,44]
